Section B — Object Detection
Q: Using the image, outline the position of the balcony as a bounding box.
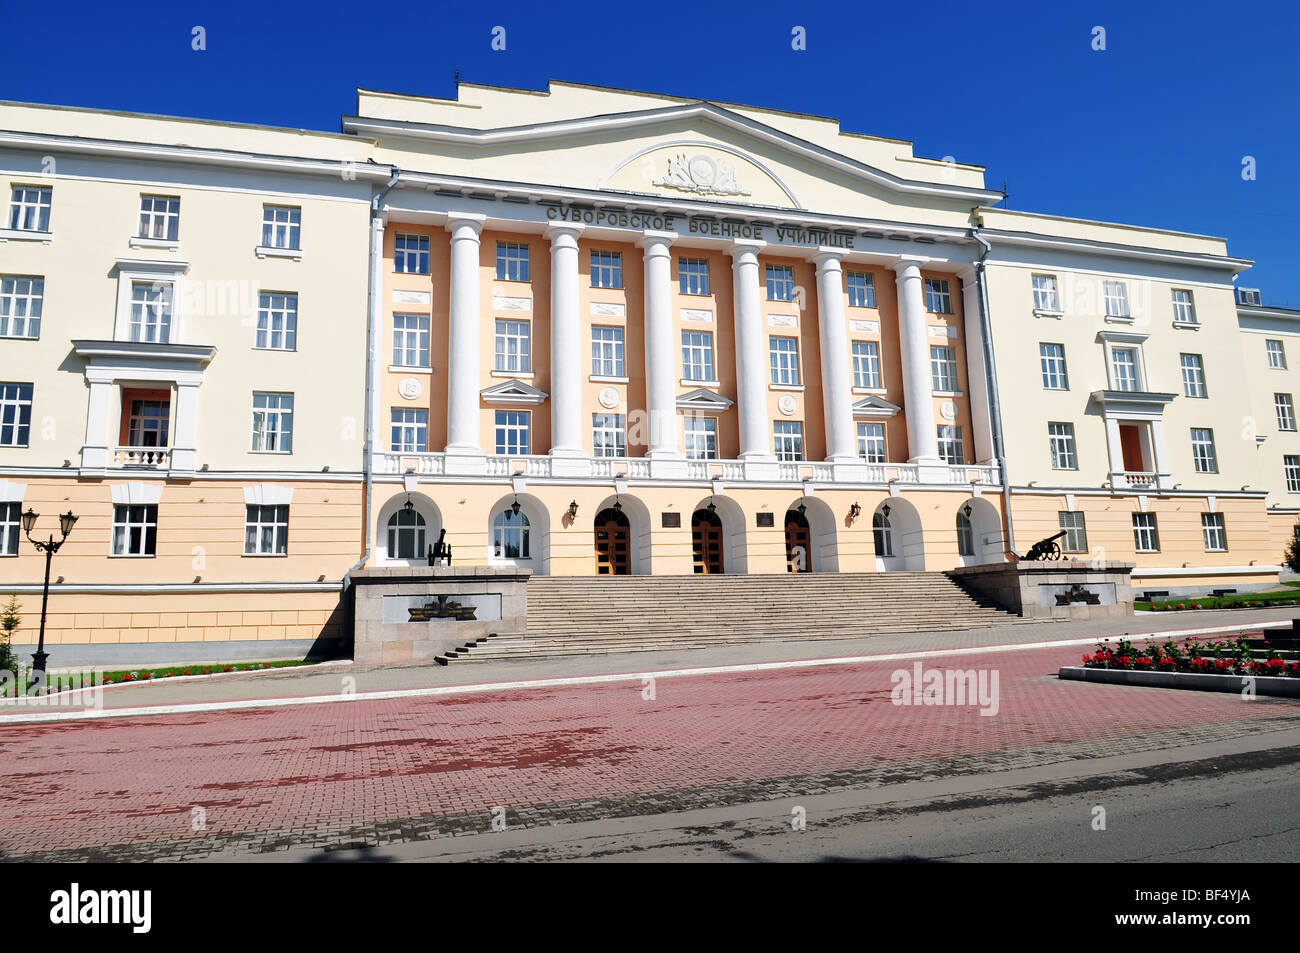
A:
[114,446,171,469]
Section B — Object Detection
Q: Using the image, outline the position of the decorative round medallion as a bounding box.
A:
[687,155,717,187]
[940,400,958,420]
[399,377,423,401]
[598,386,620,409]
[778,395,798,416]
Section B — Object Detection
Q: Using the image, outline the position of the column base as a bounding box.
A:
[81,445,109,468]
[549,447,587,458]
[549,455,593,479]
[443,449,488,476]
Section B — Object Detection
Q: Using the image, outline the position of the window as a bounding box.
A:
[684,416,717,460]
[392,313,430,368]
[112,504,157,557]
[245,504,289,556]
[1267,339,1287,369]
[592,413,626,457]
[0,276,42,338]
[1238,288,1262,306]
[262,205,301,250]
[852,341,882,389]
[129,281,173,343]
[0,502,18,556]
[1110,346,1139,392]
[0,383,32,447]
[495,242,530,282]
[774,421,804,461]
[679,258,710,295]
[8,186,51,232]
[1276,394,1296,431]
[924,278,952,314]
[1039,343,1068,389]
[1201,513,1227,552]
[681,330,715,382]
[930,345,958,392]
[1190,428,1218,473]
[495,410,530,455]
[857,422,886,463]
[956,509,975,557]
[1032,274,1060,312]
[1180,354,1206,397]
[1132,512,1160,553]
[591,325,625,377]
[937,425,965,465]
[251,392,293,453]
[1048,422,1077,470]
[387,507,425,561]
[1171,289,1197,325]
[1059,512,1088,554]
[495,319,531,373]
[769,336,800,385]
[493,510,530,560]
[255,292,297,351]
[1286,455,1300,493]
[390,408,428,453]
[873,511,893,557]
[590,250,622,289]
[766,264,795,302]
[394,233,429,274]
[1103,280,1130,319]
[137,195,179,241]
[846,271,876,308]
[127,399,169,448]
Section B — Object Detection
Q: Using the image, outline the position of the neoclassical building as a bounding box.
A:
[0,80,1290,656]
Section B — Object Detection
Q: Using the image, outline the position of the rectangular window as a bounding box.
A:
[681,330,715,382]
[1110,346,1139,392]
[930,345,958,392]
[244,504,289,556]
[678,257,710,295]
[765,264,795,302]
[1048,422,1077,470]
[261,205,301,250]
[924,278,952,314]
[0,276,42,338]
[137,195,179,241]
[390,408,428,453]
[590,250,622,289]
[1059,511,1088,554]
[112,504,157,557]
[495,241,530,282]
[0,383,33,446]
[129,281,173,343]
[127,399,169,448]
[8,186,51,232]
[494,410,530,455]
[1267,339,1287,369]
[846,271,876,308]
[1201,513,1227,552]
[392,313,430,368]
[255,292,297,351]
[251,392,293,453]
[591,325,625,377]
[1039,343,1068,389]
[852,340,882,389]
[1171,289,1197,325]
[394,233,430,274]
[0,502,19,556]
[684,416,718,460]
[1190,428,1218,473]
[769,336,800,385]
[774,420,804,461]
[1132,512,1160,553]
[1286,455,1300,493]
[1180,354,1206,397]
[1032,274,1060,312]
[592,413,626,457]
[937,425,965,465]
[495,319,532,373]
[857,422,886,463]
[1276,393,1296,431]
[1103,280,1130,319]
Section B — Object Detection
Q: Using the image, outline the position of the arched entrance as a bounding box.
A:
[594,505,631,575]
[377,491,443,566]
[872,498,925,571]
[486,492,551,574]
[957,496,1004,566]
[692,507,725,574]
[785,506,812,573]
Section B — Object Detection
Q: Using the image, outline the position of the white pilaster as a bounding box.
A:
[729,240,774,462]
[1105,417,1126,479]
[640,230,681,459]
[893,259,940,463]
[547,223,585,458]
[958,266,996,465]
[82,376,113,469]
[445,213,486,458]
[1150,418,1172,489]
[813,250,857,463]
[171,381,199,471]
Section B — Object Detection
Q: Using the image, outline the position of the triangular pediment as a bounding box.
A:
[676,388,734,413]
[480,379,548,405]
[852,395,902,418]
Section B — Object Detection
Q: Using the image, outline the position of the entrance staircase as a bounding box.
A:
[435,572,1045,664]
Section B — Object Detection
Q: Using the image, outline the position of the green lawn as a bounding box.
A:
[1136,588,1300,612]
[94,659,314,685]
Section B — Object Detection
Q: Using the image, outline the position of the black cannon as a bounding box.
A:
[426,528,452,566]
[1023,530,1067,561]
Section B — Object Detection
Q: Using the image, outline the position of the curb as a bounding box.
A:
[1058,665,1300,698]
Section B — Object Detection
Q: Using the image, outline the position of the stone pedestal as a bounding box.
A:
[948,560,1135,620]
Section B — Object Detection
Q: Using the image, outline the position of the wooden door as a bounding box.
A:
[1120,424,1144,472]
[594,507,631,575]
[785,511,812,573]
[692,509,724,575]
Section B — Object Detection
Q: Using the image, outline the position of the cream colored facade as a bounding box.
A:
[0,80,1288,658]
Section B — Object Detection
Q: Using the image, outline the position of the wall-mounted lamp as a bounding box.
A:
[403,494,415,515]
[796,501,807,517]
[848,501,862,522]
[613,497,623,516]
[706,499,717,516]
[568,500,579,519]
[963,503,973,518]
[881,503,892,520]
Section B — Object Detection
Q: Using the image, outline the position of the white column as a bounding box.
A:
[547,224,584,457]
[1105,417,1126,481]
[958,267,996,465]
[640,230,681,459]
[813,250,857,463]
[445,213,486,457]
[893,260,939,463]
[729,240,773,461]
[1150,418,1172,489]
[81,375,113,469]
[170,381,200,471]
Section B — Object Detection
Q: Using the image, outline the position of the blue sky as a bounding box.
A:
[7,0,1298,303]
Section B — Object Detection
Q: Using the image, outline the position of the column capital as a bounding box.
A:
[444,212,486,235]
[890,256,929,276]
[956,264,977,284]
[727,239,766,262]
[637,230,678,250]
[811,247,845,270]
[544,222,585,243]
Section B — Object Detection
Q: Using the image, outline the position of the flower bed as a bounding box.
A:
[97,659,311,685]
[1081,637,1300,678]
[1135,592,1300,612]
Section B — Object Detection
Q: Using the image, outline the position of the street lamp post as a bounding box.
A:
[21,508,77,676]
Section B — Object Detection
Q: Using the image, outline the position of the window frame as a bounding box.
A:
[1132,512,1160,553]
[590,249,623,289]
[261,205,301,250]
[255,291,298,351]
[678,257,710,296]
[390,407,429,453]
[857,421,886,463]
[1276,393,1296,432]
[1059,511,1088,554]
[1267,339,1288,370]
[8,185,51,232]
[495,241,531,282]
[846,271,876,309]
[681,330,716,382]
[923,277,953,314]
[765,264,795,302]
[0,275,43,339]
[244,504,290,556]
[111,503,158,558]
[250,391,294,454]
[1039,342,1069,390]
[852,340,882,389]
[684,415,718,460]
[930,345,959,393]
[1048,422,1078,470]
[1032,273,1061,313]
[494,410,531,455]
[137,194,180,242]
[1171,288,1198,326]
[393,232,430,275]
[1286,455,1300,493]
[937,424,965,465]
[773,420,804,461]
[0,382,33,447]
[392,313,431,369]
[494,318,532,374]
[1180,353,1207,398]
[592,412,627,458]
[1201,512,1227,553]
[769,335,801,386]
[591,325,626,377]
[1190,428,1218,473]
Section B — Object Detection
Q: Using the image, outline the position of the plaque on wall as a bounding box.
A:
[591,302,626,317]
[768,313,798,328]
[849,320,880,333]
[493,295,531,311]
[756,512,775,528]
[681,308,714,323]
[661,512,681,528]
[393,290,431,305]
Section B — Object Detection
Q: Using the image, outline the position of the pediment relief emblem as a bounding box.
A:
[653,153,751,197]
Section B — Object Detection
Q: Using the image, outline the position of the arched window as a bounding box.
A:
[956,508,975,557]
[873,511,893,557]
[387,507,426,561]
[493,510,530,560]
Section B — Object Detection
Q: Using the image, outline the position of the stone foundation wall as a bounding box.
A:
[948,560,1135,620]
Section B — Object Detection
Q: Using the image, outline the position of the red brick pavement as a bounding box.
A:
[0,642,1295,857]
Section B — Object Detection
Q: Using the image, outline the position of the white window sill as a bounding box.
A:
[491,369,532,379]
[853,386,887,395]
[590,375,629,384]
[1033,308,1064,319]
[933,390,964,398]
[0,228,52,243]
[255,245,303,260]
[242,552,289,558]
[130,236,180,251]
[1172,320,1201,330]
[250,450,294,455]
[0,334,39,341]
[109,553,156,559]
[681,379,721,387]
[847,305,880,311]
[391,364,433,375]
[1104,315,1135,324]
[770,383,804,392]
